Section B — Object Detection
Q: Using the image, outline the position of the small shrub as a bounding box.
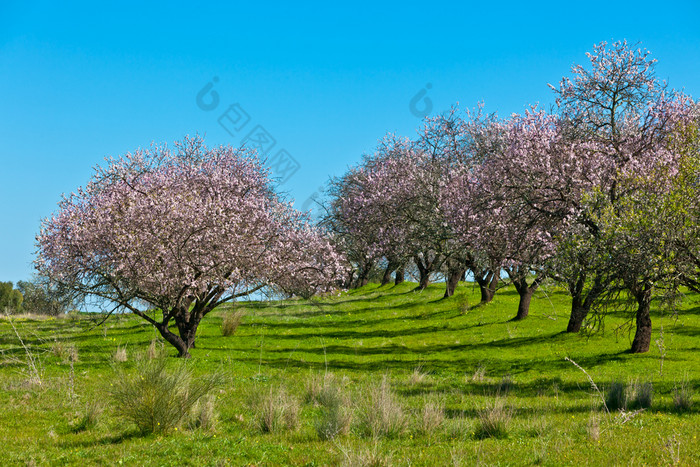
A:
[408,366,428,386]
[71,401,103,433]
[110,358,222,434]
[221,310,245,337]
[338,442,391,467]
[417,399,445,435]
[255,386,300,433]
[188,395,218,432]
[146,339,165,360]
[474,397,513,439]
[457,294,470,314]
[629,379,653,409]
[673,379,694,412]
[586,412,600,441]
[498,374,513,394]
[357,375,407,438]
[51,341,78,363]
[605,380,627,411]
[113,345,128,363]
[446,412,471,441]
[310,374,352,440]
[470,364,486,383]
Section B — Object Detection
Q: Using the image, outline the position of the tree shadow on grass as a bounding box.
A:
[222,335,602,377]
[60,429,144,448]
[670,325,700,337]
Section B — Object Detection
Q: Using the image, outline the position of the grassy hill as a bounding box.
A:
[1,281,698,465]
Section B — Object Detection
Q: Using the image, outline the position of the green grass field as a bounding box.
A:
[1,282,698,466]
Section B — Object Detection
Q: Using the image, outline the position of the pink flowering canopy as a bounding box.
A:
[36,136,346,356]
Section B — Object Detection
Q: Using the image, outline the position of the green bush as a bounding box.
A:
[605,380,627,411]
[0,281,23,313]
[474,397,513,439]
[16,276,74,316]
[629,379,653,409]
[673,378,694,412]
[221,309,245,337]
[357,375,407,438]
[110,358,222,434]
[309,373,351,440]
[71,401,103,433]
[254,385,300,433]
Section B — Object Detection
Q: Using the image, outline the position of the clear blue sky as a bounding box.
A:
[2,0,699,283]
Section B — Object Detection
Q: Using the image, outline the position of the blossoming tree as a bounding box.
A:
[36,137,345,357]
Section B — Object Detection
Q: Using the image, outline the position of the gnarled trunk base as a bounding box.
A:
[444,268,466,298]
[566,275,604,333]
[474,269,499,304]
[566,305,589,333]
[156,317,202,358]
[394,266,405,285]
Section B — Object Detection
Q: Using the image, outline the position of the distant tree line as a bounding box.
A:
[0,276,74,316]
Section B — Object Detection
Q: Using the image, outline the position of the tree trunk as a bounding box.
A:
[394,265,405,285]
[152,308,205,358]
[514,287,534,320]
[343,269,354,289]
[418,271,430,290]
[415,255,431,290]
[630,286,653,354]
[510,272,542,321]
[381,260,399,286]
[444,267,466,298]
[567,299,588,333]
[381,264,394,286]
[354,260,374,288]
[487,272,499,300]
[473,269,499,304]
[177,318,200,356]
[156,324,194,358]
[566,275,604,333]
[480,286,493,303]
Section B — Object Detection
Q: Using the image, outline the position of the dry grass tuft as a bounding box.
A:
[188,395,218,432]
[70,401,103,433]
[51,341,78,363]
[417,398,445,435]
[357,375,407,438]
[474,396,514,439]
[407,366,429,386]
[307,373,352,440]
[470,364,487,383]
[255,385,300,433]
[221,309,245,337]
[113,345,128,363]
[338,442,392,467]
[586,412,601,441]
